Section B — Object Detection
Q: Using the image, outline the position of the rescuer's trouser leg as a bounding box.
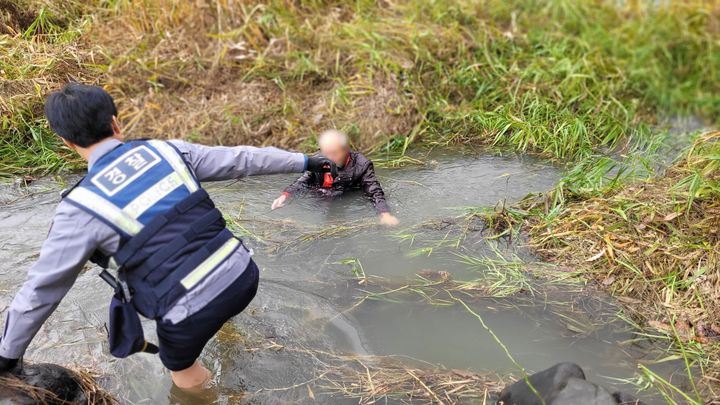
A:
[155,260,260,387]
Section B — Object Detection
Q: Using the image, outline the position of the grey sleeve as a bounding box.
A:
[168,140,307,182]
[0,202,118,359]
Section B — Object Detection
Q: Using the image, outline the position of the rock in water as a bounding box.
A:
[612,391,645,405]
[496,363,645,405]
[0,363,88,404]
[550,377,616,405]
[497,362,585,405]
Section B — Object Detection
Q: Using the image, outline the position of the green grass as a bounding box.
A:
[1,0,718,177]
[0,109,81,176]
[455,250,532,297]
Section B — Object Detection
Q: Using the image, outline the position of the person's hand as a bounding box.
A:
[379,212,399,227]
[306,156,338,177]
[271,194,288,210]
[0,355,20,374]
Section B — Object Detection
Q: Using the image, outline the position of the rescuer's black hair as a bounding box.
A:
[45,83,118,147]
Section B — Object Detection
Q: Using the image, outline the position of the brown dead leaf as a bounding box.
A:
[675,320,693,340]
[617,296,643,305]
[647,320,671,333]
[586,250,605,262]
[662,212,682,221]
[602,276,616,286]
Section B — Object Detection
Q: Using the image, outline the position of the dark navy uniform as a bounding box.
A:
[1,138,307,370]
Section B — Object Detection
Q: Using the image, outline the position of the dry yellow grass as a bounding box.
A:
[529,132,720,342]
[3,1,718,176]
[0,366,117,405]
[1,0,419,156]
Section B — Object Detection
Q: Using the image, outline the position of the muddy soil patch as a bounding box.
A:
[0,1,37,35]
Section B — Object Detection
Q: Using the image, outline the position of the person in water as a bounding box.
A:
[271,129,400,227]
[0,83,337,390]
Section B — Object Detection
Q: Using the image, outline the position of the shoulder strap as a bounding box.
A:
[64,187,144,236]
[146,140,199,192]
[61,176,86,199]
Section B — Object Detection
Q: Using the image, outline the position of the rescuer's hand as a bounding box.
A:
[379,212,399,227]
[271,194,288,210]
[306,156,338,177]
[0,355,20,374]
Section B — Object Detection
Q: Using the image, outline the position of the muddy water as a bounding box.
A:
[0,152,684,404]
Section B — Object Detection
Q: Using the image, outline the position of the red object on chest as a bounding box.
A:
[321,155,350,188]
[322,173,334,188]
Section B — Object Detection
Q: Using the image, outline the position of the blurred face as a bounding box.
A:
[319,137,349,167]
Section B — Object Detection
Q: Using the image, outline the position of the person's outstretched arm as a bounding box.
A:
[0,203,115,367]
[271,172,320,210]
[360,161,399,226]
[169,141,333,182]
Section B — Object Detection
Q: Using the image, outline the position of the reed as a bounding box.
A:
[2,1,718,176]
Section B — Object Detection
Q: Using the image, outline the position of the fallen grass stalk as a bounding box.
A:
[225,215,376,252]
[251,340,505,404]
[0,366,117,405]
[669,316,703,402]
[637,364,701,405]
[450,293,545,405]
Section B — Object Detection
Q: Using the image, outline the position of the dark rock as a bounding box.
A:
[497,363,646,405]
[0,363,87,404]
[497,362,585,405]
[550,377,616,405]
[612,391,646,405]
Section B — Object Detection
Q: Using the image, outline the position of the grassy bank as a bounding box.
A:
[513,132,720,397]
[1,0,718,177]
[530,132,719,324]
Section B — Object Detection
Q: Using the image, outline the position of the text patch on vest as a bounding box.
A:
[92,146,161,196]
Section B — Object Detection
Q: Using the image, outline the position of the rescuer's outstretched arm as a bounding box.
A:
[169,140,334,182]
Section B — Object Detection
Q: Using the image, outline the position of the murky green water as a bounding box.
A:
[0,151,686,404]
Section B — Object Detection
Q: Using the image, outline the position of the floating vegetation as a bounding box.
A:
[337,250,606,339]
[315,352,503,404]
[455,250,532,297]
[225,214,378,252]
[248,339,506,404]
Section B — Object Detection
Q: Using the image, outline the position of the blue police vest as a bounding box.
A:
[63,140,242,319]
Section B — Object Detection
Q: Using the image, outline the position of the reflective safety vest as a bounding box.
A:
[63,140,243,319]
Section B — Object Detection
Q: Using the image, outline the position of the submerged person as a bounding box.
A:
[0,83,337,390]
[271,129,400,227]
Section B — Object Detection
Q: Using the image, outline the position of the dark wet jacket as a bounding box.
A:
[283,151,390,214]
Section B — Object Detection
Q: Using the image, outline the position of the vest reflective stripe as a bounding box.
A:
[69,181,239,288]
[66,187,143,235]
[180,237,239,289]
[67,140,240,319]
[148,140,198,193]
[124,172,183,219]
